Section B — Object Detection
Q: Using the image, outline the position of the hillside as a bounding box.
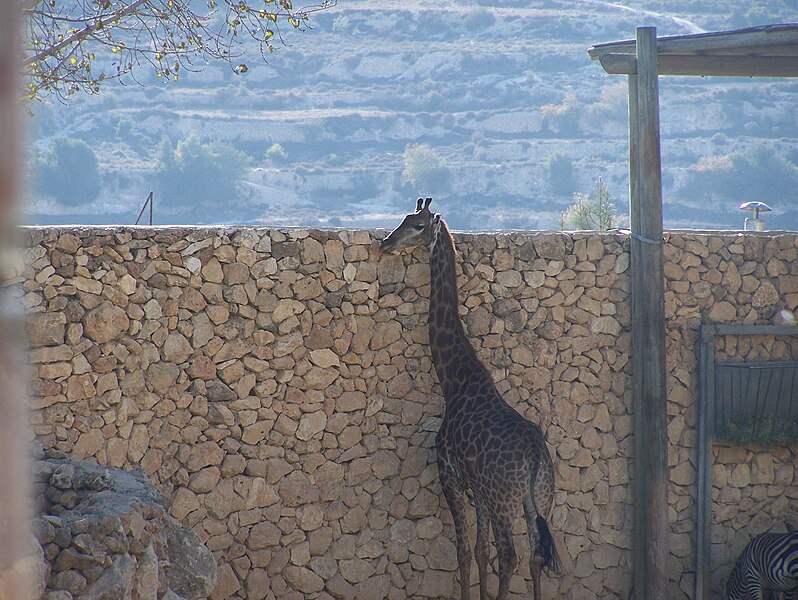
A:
[26,0,798,230]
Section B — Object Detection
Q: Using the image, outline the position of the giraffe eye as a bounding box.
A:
[414,224,425,231]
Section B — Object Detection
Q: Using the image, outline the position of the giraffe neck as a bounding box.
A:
[428,220,485,401]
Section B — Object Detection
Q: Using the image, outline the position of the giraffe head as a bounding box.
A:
[380,197,441,254]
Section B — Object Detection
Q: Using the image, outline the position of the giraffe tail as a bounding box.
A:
[536,514,563,575]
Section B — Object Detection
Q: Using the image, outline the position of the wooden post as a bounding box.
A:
[629,26,669,600]
[0,3,34,597]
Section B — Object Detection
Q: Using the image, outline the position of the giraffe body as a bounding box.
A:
[381,198,560,600]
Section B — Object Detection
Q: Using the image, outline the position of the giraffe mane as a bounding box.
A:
[434,218,481,365]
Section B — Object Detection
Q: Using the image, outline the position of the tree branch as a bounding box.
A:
[24,0,151,66]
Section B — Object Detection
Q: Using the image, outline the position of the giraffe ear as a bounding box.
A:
[424,197,433,209]
[432,213,441,223]
[415,197,424,212]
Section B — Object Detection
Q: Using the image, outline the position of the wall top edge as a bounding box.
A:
[16,225,798,238]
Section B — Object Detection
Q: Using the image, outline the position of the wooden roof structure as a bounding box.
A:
[586,24,798,600]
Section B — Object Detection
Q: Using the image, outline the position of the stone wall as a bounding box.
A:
[12,226,798,600]
[662,233,798,597]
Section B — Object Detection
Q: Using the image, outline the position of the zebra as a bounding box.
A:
[725,531,798,600]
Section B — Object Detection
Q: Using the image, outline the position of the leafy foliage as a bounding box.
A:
[402,144,451,192]
[562,177,617,231]
[33,137,101,205]
[23,0,335,103]
[154,135,251,205]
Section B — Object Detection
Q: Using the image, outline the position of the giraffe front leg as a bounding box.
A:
[474,499,490,600]
[440,469,472,600]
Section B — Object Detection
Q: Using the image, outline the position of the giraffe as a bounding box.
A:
[380,197,561,600]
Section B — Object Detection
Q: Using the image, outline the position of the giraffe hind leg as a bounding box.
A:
[474,499,490,600]
[523,496,561,600]
[523,496,544,600]
[440,470,472,600]
[491,512,518,600]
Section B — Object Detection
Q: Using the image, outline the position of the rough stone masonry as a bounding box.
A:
[11,226,798,600]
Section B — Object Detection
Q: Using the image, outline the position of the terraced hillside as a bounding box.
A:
[27,0,798,230]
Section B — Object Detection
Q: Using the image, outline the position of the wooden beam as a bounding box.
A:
[599,53,798,77]
[588,23,798,58]
[630,26,669,600]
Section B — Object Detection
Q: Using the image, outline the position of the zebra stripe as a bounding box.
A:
[725,531,798,600]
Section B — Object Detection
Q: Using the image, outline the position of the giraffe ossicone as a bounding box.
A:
[380,197,561,600]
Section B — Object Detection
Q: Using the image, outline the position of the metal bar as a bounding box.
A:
[695,330,715,600]
[702,324,798,337]
[135,191,154,226]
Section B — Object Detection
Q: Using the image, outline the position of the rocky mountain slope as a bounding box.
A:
[27,0,798,230]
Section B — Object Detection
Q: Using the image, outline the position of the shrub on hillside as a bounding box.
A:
[540,91,582,137]
[402,144,451,192]
[678,146,798,205]
[266,143,288,164]
[545,151,577,196]
[154,135,251,206]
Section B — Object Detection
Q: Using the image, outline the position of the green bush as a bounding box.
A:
[33,137,101,205]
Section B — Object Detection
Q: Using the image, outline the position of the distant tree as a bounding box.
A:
[154,135,251,205]
[463,8,496,31]
[561,177,617,231]
[679,146,798,204]
[402,144,451,192]
[23,0,335,103]
[33,137,101,205]
[545,151,577,196]
[730,3,783,28]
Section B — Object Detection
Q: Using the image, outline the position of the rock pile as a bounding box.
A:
[31,446,216,600]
